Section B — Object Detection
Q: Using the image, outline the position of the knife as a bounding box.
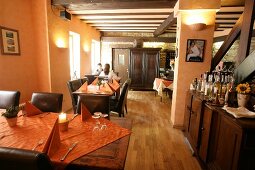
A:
[60,142,78,161]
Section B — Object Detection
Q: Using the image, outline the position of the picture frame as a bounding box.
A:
[0,26,20,55]
[186,39,205,62]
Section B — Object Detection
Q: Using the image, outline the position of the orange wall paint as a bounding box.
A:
[0,0,101,111]
[0,0,40,102]
[47,0,101,111]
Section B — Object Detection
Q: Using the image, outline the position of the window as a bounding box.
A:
[91,40,100,73]
[69,31,80,80]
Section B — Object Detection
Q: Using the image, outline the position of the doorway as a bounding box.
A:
[112,48,130,82]
[69,31,80,80]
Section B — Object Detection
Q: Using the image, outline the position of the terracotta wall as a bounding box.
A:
[0,0,101,111]
[47,0,101,111]
[0,0,41,102]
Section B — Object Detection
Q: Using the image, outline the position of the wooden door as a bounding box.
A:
[112,48,130,83]
[213,115,242,170]
[129,50,144,88]
[144,50,159,89]
[199,105,213,163]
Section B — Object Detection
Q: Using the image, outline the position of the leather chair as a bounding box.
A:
[0,147,53,170]
[84,75,96,84]
[0,90,20,109]
[76,94,110,116]
[110,82,129,117]
[79,77,88,85]
[67,79,82,112]
[31,92,63,113]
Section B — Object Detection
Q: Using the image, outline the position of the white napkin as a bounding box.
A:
[223,105,255,118]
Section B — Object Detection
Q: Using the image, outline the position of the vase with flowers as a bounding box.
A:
[1,106,21,127]
[236,83,251,108]
[96,80,102,90]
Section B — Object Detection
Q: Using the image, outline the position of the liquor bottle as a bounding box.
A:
[213,74,221,101]
[221,74,228,99]
[205,74,213,100]
[196,74,202,92]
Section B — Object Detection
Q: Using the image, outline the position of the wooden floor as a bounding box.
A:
[124,91,201,170]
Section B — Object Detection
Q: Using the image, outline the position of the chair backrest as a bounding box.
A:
[67,79,82,112]
[0,147,53,170]
[116,82,129,116]
[31,92,63,113]
[84,75,96,84]
[76,94,110,115]
[0,90,20,109]
[79,77,88,85]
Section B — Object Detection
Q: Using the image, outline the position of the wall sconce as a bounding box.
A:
[189,23,206,31]
[56,38,66,48]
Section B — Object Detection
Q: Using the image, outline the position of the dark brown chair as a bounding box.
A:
[76,94,110,116]
[0,147,53,170]
[79,77,88,85]
[31,92,63,113]
[110,82,129,117]
[0,90,20,109]
[67,79,82,112]
[84,75,96,84]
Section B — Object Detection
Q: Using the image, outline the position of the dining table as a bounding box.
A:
[0,109,132,170]
[153,78,173,101]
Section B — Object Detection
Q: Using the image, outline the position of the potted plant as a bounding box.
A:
[236,82,251,107]
[1,106,20,127]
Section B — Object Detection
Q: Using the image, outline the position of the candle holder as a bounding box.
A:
[59,120,69,132]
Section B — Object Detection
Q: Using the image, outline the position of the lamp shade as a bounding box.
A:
[189,23,206,31]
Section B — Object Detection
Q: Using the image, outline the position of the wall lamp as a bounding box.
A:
[189,23,207,31]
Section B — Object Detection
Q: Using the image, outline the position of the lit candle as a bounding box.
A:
[59,112,67,123]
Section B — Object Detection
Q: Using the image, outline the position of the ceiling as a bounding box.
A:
[52,0,245,36]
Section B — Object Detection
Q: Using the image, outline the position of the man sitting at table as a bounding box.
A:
[99,63,121,82]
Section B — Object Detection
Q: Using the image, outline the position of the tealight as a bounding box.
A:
[59,112,67,123]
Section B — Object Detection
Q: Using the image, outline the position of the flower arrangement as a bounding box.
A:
[1,106,20,118]
[236,83,251,94]
[97,80,102,86]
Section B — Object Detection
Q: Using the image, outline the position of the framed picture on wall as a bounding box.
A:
[186,39,205,62]
[0,26,20,55]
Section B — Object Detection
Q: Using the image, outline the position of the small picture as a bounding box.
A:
[0,26,20,55]
[186,39,205,62]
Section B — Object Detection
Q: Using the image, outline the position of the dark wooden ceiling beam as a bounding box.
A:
[237,0,255,65]
[216,11,243,15]
[52,0,177,10]
[210,14,243,71]
[101,36,176,43]
[74,12,171,16]
[153,13,177,37]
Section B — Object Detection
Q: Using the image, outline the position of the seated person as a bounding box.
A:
[93,63,103,75]
[99,63,121,82]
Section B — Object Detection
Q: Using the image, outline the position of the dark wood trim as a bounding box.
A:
[210,14,243,71]
[153,13,177,37]
[52,0,177,10]
[215,17,239,20]
[82,18,166,21]
[74,12,171,16]
[237,0,255,65]
[101,36,176,43]
[215,22,237,24]
[216,11,243,15]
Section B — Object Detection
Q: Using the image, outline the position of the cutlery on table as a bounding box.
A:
[60,142,78,161]
[32,139,44,151]
[70,114,78,121]
[39,112,50,118]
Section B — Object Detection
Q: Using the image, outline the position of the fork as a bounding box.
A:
[32,139,44,150]
[60,142,78,161]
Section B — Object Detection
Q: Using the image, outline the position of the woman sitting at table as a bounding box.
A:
[99,63,121,82]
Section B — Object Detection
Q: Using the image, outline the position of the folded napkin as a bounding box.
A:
[24,102,43,116]
[102,83,113,93]
[108,79,120,91]
[81,104,92,121]
[78,81,88,92]
[46,119,61,157]
[223,105,255,118]
[91,77,99,85]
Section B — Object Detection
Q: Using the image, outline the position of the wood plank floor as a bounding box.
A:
[124,91,201,170]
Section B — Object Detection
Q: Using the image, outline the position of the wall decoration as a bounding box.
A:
[186,39,205,62]
[0,26,20,55]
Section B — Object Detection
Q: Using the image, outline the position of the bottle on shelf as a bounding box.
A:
[212,74,221,103]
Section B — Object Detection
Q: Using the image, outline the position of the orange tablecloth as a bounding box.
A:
[0,112,58,152]
[74,84,115,95]
[50,114,131,164]
[153,78,173,97]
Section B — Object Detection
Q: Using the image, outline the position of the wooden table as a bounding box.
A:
[61,117,132,170]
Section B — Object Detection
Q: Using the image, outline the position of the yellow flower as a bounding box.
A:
[236,83,251,94]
